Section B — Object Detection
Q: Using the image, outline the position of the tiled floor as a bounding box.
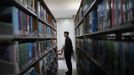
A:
[56,58,77,75]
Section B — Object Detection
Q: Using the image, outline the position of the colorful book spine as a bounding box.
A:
[90,10,98,32]
[40,5,44,20]
[38,22,43,37]
[12,7,19,36]
[28,43,33,64]
[29,16,33,34]
[37,1,41,17]
[111,0,116,26]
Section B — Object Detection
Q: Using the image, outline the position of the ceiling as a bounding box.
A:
[44,0,81,19]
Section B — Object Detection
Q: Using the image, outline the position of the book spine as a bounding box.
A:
[91,10,98,32]
[37,1,41,17]
[32,0,35,12]
[13,42,20,74]
[111,0,116,26]
[28,43,33,64]
[38,22,43,37]
[12,7,19,36]
[29,16,33,35]
[27,15,30,36]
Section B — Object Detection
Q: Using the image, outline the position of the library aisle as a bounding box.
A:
[56,58,77,75]
[0,0,134,75]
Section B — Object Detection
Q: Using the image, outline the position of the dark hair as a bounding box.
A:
[64,31,69,35]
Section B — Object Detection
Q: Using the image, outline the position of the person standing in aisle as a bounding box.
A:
[59,31,74,75]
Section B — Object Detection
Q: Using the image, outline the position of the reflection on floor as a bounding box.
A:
[56,58,77,75]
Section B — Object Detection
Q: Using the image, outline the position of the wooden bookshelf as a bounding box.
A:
[75,0,134,75]
[15,36,57,40]
[0,35,14,40]
[0,0,58,74]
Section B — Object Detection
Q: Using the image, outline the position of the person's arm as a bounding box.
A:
[60,45,64,53]
[57,45,64,55]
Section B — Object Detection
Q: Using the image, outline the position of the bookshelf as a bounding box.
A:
[75,0,134,75]
[0,0,58,75]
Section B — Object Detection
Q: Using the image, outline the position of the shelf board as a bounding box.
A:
[0,36,57,41]
[75,0,97,29]
[20,49,53,75]
[14,36,57,41]
[0,35,14,40]
[14,36,38,41]
[76,23,134,38]
[0,59,15,65]
[38,37,57,40]
[75,35,84,38]
[76,45,112,75]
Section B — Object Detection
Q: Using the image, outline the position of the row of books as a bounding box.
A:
[75,6,83,26]
[23,49,58,75]
[16,0,57,28]
[37,1,47,22]
[83,0,93,13]
[97,0,134,30]
[18,0,35,12]
[75,0,134,35]
[38,22,56,38]
[0,40,57,74]
[75,10,99,36]
[17,0,57,28]
[75,23,84,36]
[110,0,134,26]
[76,51,90,75]
[74,0,94,25]
[19,42,38,70]
[38,40,54,57]
[97,0,111,30]
[0,6,57,37]
[76,38,134,75]
[0,6,37,36]
[76,48,107,75]
[37,1,56,28]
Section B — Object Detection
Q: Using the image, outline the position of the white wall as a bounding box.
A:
[57,18,75,52]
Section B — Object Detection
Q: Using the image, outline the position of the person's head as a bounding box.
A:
[64,31,69,38]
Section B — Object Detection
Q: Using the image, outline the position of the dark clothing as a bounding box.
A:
[64,37,73,56]
[64,37,73,75]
